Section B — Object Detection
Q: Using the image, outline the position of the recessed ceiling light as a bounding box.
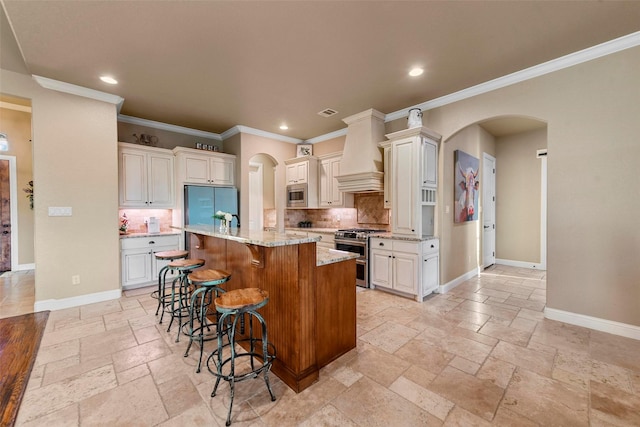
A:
[408,67,424,77]
[279,124,289,130]
[100,76,118,84]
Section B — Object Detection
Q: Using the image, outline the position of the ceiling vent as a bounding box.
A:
[317,108,338,118]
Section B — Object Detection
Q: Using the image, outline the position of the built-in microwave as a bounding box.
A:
[287,183,308,208]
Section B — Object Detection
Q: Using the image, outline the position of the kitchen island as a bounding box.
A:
[183,225,358,392]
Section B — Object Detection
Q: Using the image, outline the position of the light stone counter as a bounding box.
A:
[372,232,438,242]
[316,247,359,266]
[183,224,320,247]
[119,231,181,239]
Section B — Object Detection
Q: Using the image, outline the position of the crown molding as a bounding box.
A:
[220,125,303,144]
[384,31,640,123]
[117,114,222,140]
[32,75,124,105]
[0,101,31,112]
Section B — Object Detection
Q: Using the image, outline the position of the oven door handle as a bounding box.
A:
[334,238,366,247]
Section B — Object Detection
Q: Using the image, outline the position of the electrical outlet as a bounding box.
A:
[72,275,80,285]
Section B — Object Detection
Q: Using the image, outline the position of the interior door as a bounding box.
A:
[0,159,11,272]
[482,153,496,268]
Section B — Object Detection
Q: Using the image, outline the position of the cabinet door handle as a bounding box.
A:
[431,244,435,248]
[379,242,384,246]
[149,241,155,244]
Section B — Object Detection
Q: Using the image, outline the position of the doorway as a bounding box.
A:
[248,153,277,231]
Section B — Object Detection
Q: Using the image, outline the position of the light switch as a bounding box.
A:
[48,207,73,216]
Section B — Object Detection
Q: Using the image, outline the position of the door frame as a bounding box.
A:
[0,155,19,271]
[482,153,496,268]
[538,149,547,270]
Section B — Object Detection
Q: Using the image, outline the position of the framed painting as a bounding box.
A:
[454,150,480,223]
[296,144,312,157]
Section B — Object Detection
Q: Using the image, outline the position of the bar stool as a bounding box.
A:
[162,258,205,340]
[153,250,189,316]
[184,269,231,373]
[207,288,276,426]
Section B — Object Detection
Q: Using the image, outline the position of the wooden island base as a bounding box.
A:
[189,232,356,393]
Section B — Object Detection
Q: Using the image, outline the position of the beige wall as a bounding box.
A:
[424,47,640,326]
[117,121,221,151]
[1,69,120,302]
[312,135,345,156]
[495,128,546,263]
[226,132,296,232]
[0,106,34,266]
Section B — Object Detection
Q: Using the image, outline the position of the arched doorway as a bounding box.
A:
[248,153,277,231]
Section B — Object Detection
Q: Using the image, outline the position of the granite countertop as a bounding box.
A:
[285,227,339,234]
[183,225,321,247]
[315,247,359,266]
[119,231,181,239]
[371,232,438,242]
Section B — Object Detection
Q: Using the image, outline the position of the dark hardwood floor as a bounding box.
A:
[0,311,49,427]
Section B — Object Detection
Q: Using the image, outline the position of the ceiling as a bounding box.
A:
[2,1,640,140]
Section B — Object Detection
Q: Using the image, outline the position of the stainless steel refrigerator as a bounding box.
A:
[184,186,238,249]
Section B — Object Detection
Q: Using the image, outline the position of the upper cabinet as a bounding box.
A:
[173,147,235,186]
[319,153,354,208]
[285,156,317,185]
[381,127,441,238]
[119,142,175,208]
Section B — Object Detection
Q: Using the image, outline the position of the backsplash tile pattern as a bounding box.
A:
[272,193,390,230]
[119,209,174,233]
[355,193,389,225]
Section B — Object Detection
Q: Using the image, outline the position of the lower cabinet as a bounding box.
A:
[120,234,180,290]
[370,237,439,301]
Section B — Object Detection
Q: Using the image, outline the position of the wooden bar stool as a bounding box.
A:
[184,269,231,373]
[153,250,189,316]
[162,258,205,339]
[206,288,276,426]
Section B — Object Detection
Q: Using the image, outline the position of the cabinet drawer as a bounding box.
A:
[370,237,392,250]
[393,240,420,254]
[121,235,179,250]
[422,239,439,255]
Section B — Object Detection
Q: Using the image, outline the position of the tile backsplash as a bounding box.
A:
[119,209,174,233]
[273,193,390,230]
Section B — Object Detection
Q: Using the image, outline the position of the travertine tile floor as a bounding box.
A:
[5,266,640,426]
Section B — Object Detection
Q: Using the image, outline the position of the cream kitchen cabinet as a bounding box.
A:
[118,143,175,208]
[319,153,353,208]
[120,234,180,290]
[382,127,441,238]
[370,237,439,301]
[173,147,235,186]
[285,156,318,185]
[370,238,420,296]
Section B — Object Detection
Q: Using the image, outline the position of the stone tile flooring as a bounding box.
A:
[5,265,640,426]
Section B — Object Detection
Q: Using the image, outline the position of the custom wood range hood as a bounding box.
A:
[335,109,386,193]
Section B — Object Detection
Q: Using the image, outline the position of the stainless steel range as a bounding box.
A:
[334,228,386,287]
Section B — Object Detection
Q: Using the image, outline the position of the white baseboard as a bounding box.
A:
[437,267,480,294]
[34,288,122,312]
[15,263,35,271]
[545,307,640,341]
[495,259,545,269]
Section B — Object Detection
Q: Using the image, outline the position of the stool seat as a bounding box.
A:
[188,269,232,285]
[155,250,189,260]
[169,258,206,269]
[215,288,268,312]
